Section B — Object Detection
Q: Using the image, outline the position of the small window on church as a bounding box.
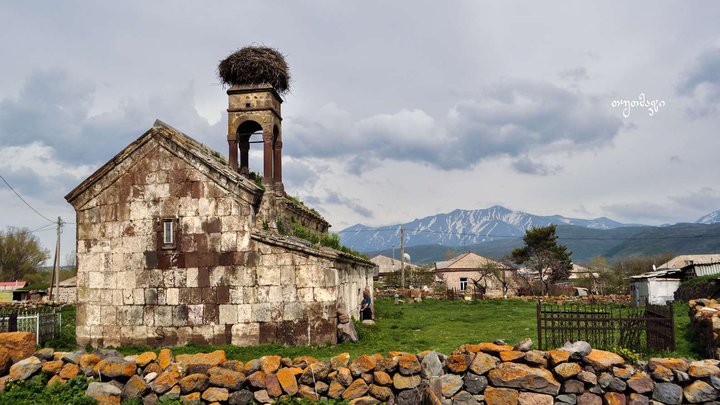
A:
[163,219,174,245]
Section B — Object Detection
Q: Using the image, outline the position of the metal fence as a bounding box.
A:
[0,307,62,344]
[536,300,674,353]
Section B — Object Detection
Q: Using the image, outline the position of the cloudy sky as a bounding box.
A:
[1,1,720,260]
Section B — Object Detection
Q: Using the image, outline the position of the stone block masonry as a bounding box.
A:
[66,122,375,348]
[1,334,719,405]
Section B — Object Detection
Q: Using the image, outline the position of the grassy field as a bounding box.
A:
[47,299,705,362]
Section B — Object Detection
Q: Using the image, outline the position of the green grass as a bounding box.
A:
[49,299,707,362]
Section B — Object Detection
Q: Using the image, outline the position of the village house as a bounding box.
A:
[434,252,517,298]
[65,47,375,348]
[630,253,720,306]
[369,254,420,282]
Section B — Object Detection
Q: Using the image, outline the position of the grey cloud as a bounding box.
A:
[304,191,373,219]
[603,187,720,224]
[677,46,720,116]
[281,159,321,190]
[0,69,222,166]
[560,67,589,82]
[284,81,622,172]
[511,156,561,176]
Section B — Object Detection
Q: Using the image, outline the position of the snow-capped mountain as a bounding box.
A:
[338,205,633,253]
[697,210,720,224]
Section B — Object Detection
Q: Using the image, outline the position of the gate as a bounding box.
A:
[536,301,674,353]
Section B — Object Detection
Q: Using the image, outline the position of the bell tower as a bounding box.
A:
[227,84,284,194]
[218,46,291,195]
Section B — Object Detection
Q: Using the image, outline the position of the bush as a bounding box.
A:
[0,375,95,405]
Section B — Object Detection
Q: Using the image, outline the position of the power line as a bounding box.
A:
[30,223,56,233]
[0,174,55,224]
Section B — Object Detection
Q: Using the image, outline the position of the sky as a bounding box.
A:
[1,1,720,261]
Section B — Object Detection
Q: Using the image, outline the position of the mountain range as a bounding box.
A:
[338,206,720,264]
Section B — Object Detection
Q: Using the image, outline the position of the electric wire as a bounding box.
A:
[0,174,55,224]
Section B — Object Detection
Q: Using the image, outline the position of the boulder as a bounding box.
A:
[393,373,421,389]
[518,392,553,405]
[97,358,137,380]
[650,365,673,382]
[398,354,421,375]
[149,370,180,394]
[627,373,654,394]
[396,388,422,405]
[578,370,598,385]
[604,392,626,405]
[548,350,571,366]
[157,349,173,370]
[421,351,443,378]
[42,360,64,374]
[440,373,464,397]
[488,362,561,395]
[452,390,481,405]
[583,350,625,370]
[469,352,499,375]
[59,363,80,379]
[628,393,649,405]
[328,381,345,398]
[485,386,519,405]
[9,356,41,381]
[561,341,592,358]
[208,366,245,390]
[554,363,582,379]
[276,367,298,395]
[202,387,229,402]
[447,354,471,373]
[349,396,380,405]
[689,361,720,378]
[464,373,488,394]
[515,338,534,352]
[264,373,282,398]
[34,347,54,361]
[260,355,281,375]
[648,358,689,372]
[368,384,393,401]
[342,379,369,400]
[684,380,719,403]
[331,352,350,369]
[338,321,359,343]
[0,332,36,362]
[175,350,225,374]
[86,382,122,404]
[652,382,683,405]
[350,355,377,376]
[136,352,157,368]
[122,375,149,399]
[500,351,526,362]
[228,389,254,405]
[373,370,392,386]
[179,373,208,394]
[526,350,549,367]
[577,392,602,405]
[466,342,514,354]
[247,371,266,389]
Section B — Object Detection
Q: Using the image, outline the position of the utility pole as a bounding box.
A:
[49,217,61,302]
[400,225,405,290]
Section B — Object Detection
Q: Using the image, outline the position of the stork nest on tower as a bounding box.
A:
[218,46,291,93]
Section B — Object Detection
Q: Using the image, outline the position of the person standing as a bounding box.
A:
[360,288,373,320]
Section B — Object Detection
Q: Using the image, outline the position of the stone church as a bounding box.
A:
[65,47,374,348]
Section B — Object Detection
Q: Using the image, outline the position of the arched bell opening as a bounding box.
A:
[272,124,283,192]
[235,120,264,178]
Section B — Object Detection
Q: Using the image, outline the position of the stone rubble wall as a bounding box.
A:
[2,331,719,405]
[689,299,720,359]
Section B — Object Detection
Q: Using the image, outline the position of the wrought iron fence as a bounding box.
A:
[0,306,62,344]
[536,300,674,353]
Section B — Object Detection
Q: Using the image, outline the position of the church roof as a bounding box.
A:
[65,119,260,205]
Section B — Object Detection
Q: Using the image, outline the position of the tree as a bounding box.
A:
[0,227,49,281]
[511,225,572,296]
[470,258,516,299]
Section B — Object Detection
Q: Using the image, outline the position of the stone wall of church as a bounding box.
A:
[73,139,374,348]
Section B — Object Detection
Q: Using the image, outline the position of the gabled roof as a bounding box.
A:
[657,254,720,269]
[59,276,77,287]
[65,119,261,206]
[0,281,27,290]
[370,255,421,274]
[435,252,505,271]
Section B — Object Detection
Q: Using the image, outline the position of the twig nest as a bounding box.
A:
[218,46,290,93]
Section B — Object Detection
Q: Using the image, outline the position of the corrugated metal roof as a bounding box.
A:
[630,269,682,280]
[691,262,720,277]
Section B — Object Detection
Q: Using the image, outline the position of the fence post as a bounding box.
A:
[34,314,40,345]
[8,312,18,332]
[536,300,542,350]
